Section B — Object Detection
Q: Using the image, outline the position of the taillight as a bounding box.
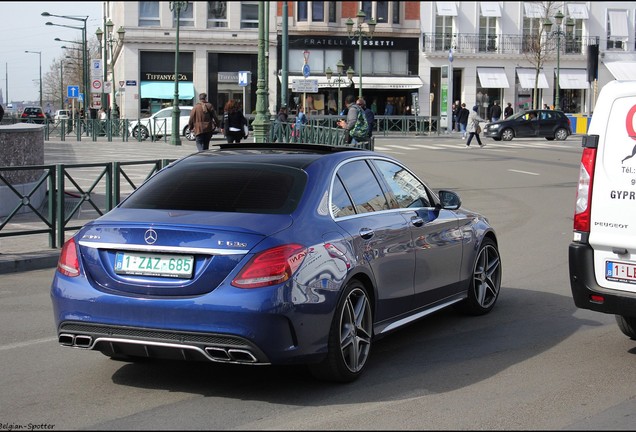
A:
[573,147,597,233]
[232,244,307,289]
[57,238,80,277]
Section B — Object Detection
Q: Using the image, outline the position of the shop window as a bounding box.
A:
[207,1,228,28]
[139,1,160,27]
[354,50,408,75]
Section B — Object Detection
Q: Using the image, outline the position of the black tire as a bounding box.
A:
[132,125,149,141]
[458,237,502,315]
[616,315,636,340]
[554,128,569,141]
[184,126,196,141]
[308,280,373,383]
[493,137,502,142]
[501,128,514,141]
[546,137,555,141]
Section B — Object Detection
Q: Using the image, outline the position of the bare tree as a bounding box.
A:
[522,1,561,109]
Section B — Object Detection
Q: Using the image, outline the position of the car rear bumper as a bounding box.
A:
[569,242,636,316]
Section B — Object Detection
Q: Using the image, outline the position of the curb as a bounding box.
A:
[0,251,59,274]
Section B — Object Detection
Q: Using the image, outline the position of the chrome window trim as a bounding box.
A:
[78,240,248,255]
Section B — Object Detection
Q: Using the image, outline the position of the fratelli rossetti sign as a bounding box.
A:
[290,36,417,50]
[143,72,192,81]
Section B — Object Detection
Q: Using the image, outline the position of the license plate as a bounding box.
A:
[115,251,194,278]
[605,260,636,285]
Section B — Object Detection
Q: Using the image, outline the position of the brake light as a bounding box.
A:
[232,244,307,289]
[573,147,597,233]
[57,238,80,277]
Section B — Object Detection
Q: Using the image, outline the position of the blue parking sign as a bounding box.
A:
[67,85,80,99]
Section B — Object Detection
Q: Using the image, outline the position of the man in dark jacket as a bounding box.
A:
[188,93,219,151]
[490,100,502,123]
[458,103,470,139]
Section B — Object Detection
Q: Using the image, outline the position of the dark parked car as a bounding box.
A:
[20,106,46,124]
[50,143,502,383]
[483,109,571,141]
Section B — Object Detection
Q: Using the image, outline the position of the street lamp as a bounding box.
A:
[543,11,575,111]
[325,60,354,114]
[43,12,88,114]
[346,10,376,98]
[169,1,188,146]
[24,50,42,107]
[96,19,125,118]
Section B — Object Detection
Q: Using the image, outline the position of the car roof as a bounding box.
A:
[181,143,372,169]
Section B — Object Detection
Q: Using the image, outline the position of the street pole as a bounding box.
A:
[346,10,376,99]
[252,1,271,143]
[24,51,42,107]
[169,1,187,146]
[544,11,573,112]
[447,48,453,133]
[281,1,288,109]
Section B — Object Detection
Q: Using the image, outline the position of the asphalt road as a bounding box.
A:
[2,134,635,430]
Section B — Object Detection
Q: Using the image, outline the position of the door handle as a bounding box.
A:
[411,216,424,227]
[359,228,374,239]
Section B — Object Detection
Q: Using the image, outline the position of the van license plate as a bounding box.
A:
[605,261,636,284]
[115,252,194,278]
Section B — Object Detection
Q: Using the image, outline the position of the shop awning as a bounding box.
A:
[558,69,589,89]
[608,10,628,38]
[436,2,458,16]
[140,81,195,100]
[280,76,424,90]
[523,3,543,19]
[567,3,589,20]
[516,68,549,89]
[477,67,509,88]
[480,2,501,17]
[605,61,636,81]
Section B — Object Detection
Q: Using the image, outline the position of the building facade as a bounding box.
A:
[104,1,636,122]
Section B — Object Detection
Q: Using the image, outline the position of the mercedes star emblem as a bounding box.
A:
[144,229,158,245]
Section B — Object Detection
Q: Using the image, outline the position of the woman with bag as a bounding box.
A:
[221,99,247,144]
[466,105,486,148]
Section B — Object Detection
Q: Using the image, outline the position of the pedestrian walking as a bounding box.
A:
[357,97,375,139]
[490,100,502,123]
[458,103,470,139]
[221,99,247,144]
[272,105,288,142]
[338,95,362,145]
[453,101,461,132]
[293,106,308,140]
[466,105,486,148]
[0,104,4,123]
[504,102,513,119]
[188,93,219,151]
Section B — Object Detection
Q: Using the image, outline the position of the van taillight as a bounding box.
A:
[573,147,597,233]
[58,238,80,277]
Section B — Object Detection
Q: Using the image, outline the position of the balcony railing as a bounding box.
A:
[423,33,599,55]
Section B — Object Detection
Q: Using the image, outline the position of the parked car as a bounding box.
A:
[569,80,636,340]
[50,143,502,382]
[54,109,71,121]
[128,106,195,141]
[19,106,46,124]
[483,109,571,141]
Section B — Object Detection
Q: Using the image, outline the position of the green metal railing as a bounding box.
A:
[0,159,174,249]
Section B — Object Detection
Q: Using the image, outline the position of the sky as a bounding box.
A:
[0,1,103,105]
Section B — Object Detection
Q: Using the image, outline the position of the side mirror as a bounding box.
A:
[438,190,461,210]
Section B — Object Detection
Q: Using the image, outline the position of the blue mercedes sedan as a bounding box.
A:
[51,143,502,382]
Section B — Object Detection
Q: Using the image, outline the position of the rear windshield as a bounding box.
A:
[24,107,41,114]
[120,161,307,214]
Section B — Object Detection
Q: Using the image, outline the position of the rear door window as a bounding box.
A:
[334,160,389,215]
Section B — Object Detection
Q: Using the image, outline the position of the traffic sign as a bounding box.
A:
[104,82,112,93]
[91,59,102,78]
[238,71,250,87]
[302,64,311,78]
[291,79,318,93]
[67,85,80,99]
[91,79,103,93]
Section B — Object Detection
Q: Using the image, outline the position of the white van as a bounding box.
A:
[569,80,636,339]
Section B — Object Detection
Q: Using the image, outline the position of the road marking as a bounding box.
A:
[0,336,57,351]
[508,169,540,176]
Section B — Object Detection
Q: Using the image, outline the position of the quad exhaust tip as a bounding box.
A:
[59,333,93,348]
